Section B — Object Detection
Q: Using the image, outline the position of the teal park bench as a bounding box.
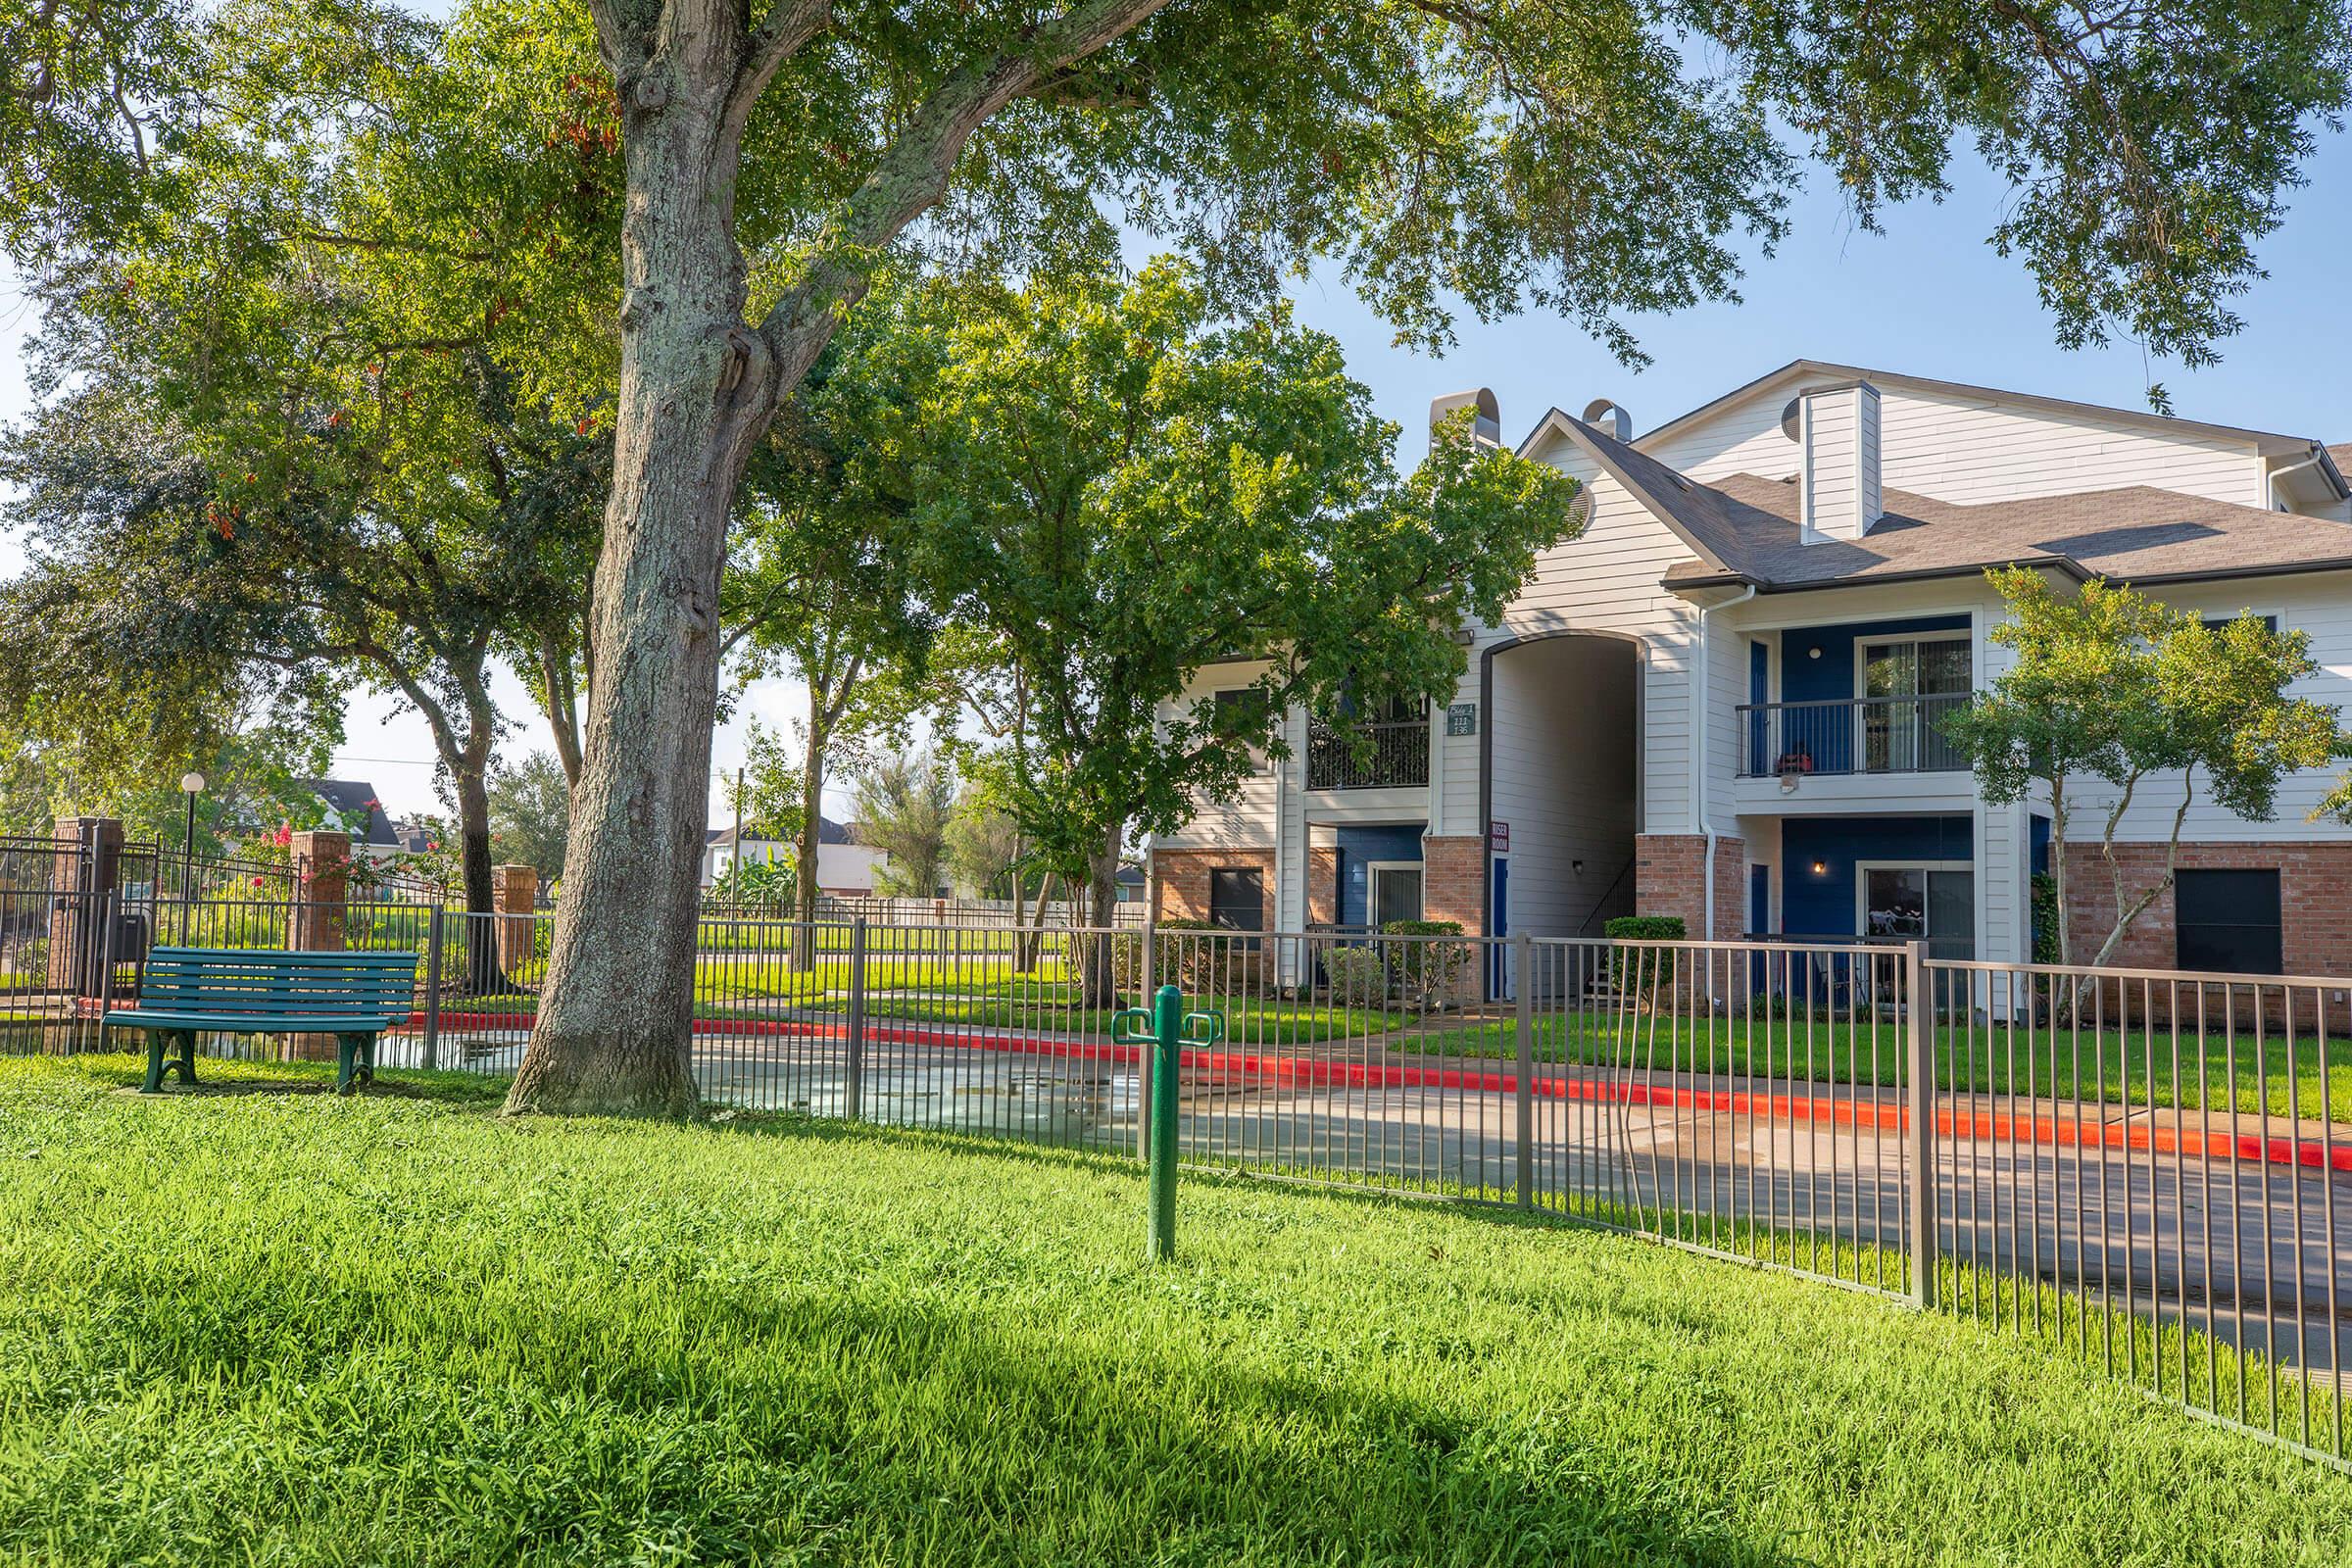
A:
[104,948,420,1095]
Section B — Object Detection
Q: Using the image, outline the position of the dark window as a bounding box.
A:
[1208,868,1265,935]
[2201,614,2279,634]
[2176,869,2282,975]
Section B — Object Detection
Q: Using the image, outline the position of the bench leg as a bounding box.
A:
[141,1030,198,1094]
[335,1035,359,1095]
[356,1033,377,1087]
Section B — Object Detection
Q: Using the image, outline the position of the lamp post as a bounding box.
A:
[178,772,205,909]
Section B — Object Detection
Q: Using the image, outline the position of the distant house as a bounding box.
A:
[1114,863,1147,903]
[703,816,887,895]
[384,818,437,856]
[292,779,401,860]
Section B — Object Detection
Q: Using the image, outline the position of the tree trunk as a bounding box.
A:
[454,762,512,995]
[793,704,825,972]
[1077,823,1122,1009]
[506,79,784,1118]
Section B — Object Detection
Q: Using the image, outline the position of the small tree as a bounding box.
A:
[1944,567,2347,970]
[487,753,573,885]
[854,752,956,898]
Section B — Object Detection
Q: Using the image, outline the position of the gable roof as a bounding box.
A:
[1650,473,2352,593]
[1629,360,2346,498]
[1518,410,1748,573]
[294,779,398,848]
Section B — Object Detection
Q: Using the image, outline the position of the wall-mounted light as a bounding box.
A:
[1572,858,1586,875]
[1810,859,1828,876]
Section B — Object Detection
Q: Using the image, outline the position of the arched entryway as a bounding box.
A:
[1481,631,1644,992]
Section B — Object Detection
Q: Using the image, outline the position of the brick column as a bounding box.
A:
[493,863,538,973]
[1305,846,1340,926]
[288,831,351,951]
[1419,835,1487,937]
[286,831,350,1061]
[1634,832,1745,941]
[46,816,122,998]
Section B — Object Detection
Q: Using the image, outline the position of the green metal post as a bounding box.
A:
[1148,982,1182,1261]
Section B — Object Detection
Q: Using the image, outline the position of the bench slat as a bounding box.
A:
[109,948,418,1035]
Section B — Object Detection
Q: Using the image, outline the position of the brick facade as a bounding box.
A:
[1152,848,1276,926]
[1420,835,1486,938]
[1306,847,1339,926]
[494,863,539,974]
[1634,832,1746,941]
[2059,840,2352,979]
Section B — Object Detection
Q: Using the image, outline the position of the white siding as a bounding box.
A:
[1798,388,1864,541]
[1648,379,2269,510]
[1488,442,1699,837]
[1151,662,1280,850]
[2056,572,2352,843]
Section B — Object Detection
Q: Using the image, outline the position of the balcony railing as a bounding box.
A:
[1737,693,1971,778]
[1305,717,1430,791]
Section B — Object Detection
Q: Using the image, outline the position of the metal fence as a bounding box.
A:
[15,912,2347,1469]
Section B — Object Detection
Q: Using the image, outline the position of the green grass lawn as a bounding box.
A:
[3,1054,2348,1565]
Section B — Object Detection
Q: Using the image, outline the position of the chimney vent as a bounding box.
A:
[1581,397,1633,442]
[1430,388,1501,447]
[1790,382,1882,542]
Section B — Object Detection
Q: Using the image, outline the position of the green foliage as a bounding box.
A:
[1944,568,2350,964]
[1319,945,1390,1008]
[485,753,571,883]
[708,855,797,909]
[2030,872,2062,966]
[943,780,1027,900]
[853,750,956,898]
[849,260,1578,912]
[1604,914,1685,993]
[1603,916,1687,942]
[721,722,807,848]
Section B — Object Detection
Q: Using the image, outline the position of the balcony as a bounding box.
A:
[1738,693,1971,778]
[1306,717,1430,791]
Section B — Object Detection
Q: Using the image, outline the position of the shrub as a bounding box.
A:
[1381,919,1472,1011]
[1603,914,1683,997]
[1319,944,1389,1007]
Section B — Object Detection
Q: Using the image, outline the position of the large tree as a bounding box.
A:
[11,0,2350,1111]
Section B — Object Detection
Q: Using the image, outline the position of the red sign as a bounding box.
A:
[1488,821,1510,855]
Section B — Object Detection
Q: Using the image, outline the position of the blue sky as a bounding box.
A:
[6,126,2351,820]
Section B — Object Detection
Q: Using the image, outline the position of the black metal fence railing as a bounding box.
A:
[1305,717,1430,791]
[1738,692,1971,777]
[10,913,2346,1472]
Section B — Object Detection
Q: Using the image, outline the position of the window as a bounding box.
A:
[1856,862,1975,959]
[1859,635,1971,772]
[1366,861,1425,929]
[1208,868,1265,936]
[2176,869,2282,975]
[2201,613,2278,634]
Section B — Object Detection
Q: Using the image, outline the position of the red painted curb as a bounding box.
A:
[402,1010,2352,1174]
